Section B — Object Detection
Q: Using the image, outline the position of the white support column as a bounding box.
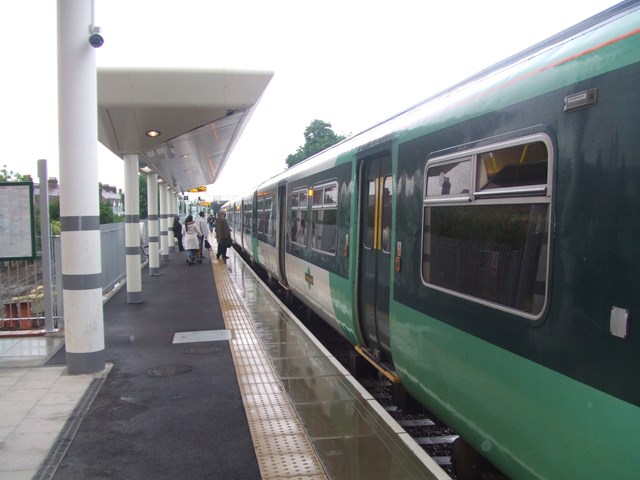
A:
[124,154,142,303]
[147,173,160,275]
[57,0,104,374]
[159,181,169,260]
[167,188,175,252]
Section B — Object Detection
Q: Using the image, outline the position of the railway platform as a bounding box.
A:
[0,241,448,479]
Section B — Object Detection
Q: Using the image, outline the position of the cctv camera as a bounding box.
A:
[89,33,104,48]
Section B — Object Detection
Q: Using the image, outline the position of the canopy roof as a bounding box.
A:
[97,67,273,192]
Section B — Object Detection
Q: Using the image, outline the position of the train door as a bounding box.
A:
[277,185,287,283]
[357,153,393,364]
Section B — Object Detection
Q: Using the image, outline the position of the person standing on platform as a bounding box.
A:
[207,213,215,233]
[182,214,201,265]
[172,215,184,251]
[196,211,208,259]
[215,211,231,261]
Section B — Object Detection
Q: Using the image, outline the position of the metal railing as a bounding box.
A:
[0,221,147,331]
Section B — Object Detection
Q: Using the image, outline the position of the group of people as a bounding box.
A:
[171,211,231,265]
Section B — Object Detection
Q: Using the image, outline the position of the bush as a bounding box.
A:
[50,220,61,236]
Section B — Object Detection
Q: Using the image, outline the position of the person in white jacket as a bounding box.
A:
[182,215,202,265]
[196,211,208,258]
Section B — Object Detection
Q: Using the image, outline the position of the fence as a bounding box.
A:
[0,221,147,331]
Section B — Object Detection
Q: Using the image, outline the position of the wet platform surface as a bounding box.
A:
[0,243,448,479]
[219,255,446,479]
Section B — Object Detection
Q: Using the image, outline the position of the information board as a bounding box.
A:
[0,182,36,260]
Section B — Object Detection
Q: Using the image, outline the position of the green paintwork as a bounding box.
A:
[391,301,640,479]
[396,11,640,145]
[328,272,359,345]
[250,236,259,259]
[252,8,640,480]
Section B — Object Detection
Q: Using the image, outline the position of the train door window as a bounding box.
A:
[290,189,308,246]
[257,197,264,234]
[257,194,273,238]
[264,196,273,237]
[234,204,241,235]
[243,200,253,234]
[422,134,552,319]
[364,178,376,249]
[311,182,338,254]
[381,176,393,253]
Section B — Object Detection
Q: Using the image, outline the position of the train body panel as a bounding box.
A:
[393,43,640,408]
[225,3,640,478]
[392,302,640,480]
[285,253,342,333]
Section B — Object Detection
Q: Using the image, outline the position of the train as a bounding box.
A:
[222,2,640,478]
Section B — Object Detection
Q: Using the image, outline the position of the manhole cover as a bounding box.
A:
[147,365,192,377]
[183,345,222,355]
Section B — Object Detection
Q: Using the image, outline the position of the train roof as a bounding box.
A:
[251,0,640,194]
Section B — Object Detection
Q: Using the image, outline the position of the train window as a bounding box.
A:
[422,134,552,319]
[364,178,376,249]
[476,142,548,194]
[311,182,338,255]
[265,196,273,237]
[290,189,308,246]
[257,195,273,237]
[243,200,253,235]
[426,159,471,198]
[381,176,392,253]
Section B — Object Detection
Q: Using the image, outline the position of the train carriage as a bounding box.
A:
[225,2,640,478]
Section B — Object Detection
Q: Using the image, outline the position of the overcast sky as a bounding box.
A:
[0,0,620,198]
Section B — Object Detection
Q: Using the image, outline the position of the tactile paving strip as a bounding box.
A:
[212,259,328,479]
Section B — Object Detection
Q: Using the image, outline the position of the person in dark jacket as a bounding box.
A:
[172,216,184,251]
[215,211,231,261]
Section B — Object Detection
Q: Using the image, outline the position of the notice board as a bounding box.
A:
[0,182,36,260]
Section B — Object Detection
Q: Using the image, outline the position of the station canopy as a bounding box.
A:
[97,67,273,192]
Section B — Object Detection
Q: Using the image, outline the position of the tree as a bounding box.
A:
[120,174,149,219]
[285,119,346,168]
[138,174,148,220]
[0,164,28,182]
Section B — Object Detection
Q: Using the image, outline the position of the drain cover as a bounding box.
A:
[147,365,192,377]
[183,345,222,355]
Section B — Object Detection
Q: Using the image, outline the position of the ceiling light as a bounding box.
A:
[146,130,161,137]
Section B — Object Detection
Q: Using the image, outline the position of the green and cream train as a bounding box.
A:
[224,2,640,478]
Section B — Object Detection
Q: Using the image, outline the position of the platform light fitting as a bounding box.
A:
[146,130,161,137]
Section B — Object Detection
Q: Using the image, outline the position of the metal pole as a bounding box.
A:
[54,237,64,327]
[38,159,55,332]
[159,181,169,261]
[124,154,142,302]
[57,0,105,374]
[147,173,160,274]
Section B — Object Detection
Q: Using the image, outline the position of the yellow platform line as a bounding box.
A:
[211,258,328,480]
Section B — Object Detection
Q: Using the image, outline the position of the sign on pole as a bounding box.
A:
[0,182,36,260]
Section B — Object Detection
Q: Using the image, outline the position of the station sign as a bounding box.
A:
[187,186,207,193]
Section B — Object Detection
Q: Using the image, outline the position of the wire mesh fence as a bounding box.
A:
[0,221,145,331]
